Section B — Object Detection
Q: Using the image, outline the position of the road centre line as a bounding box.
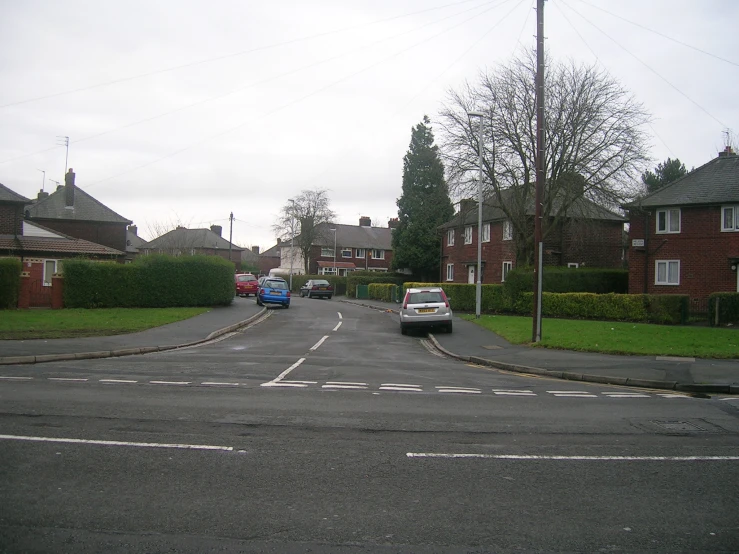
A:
[493,389,536,396]
[48,378,88,382]
[438,389,481,394]
[326,381,368,386]
[0,376,33,380]
[201,381,240,386]
[333,322,342,332]
[323,384,368,389]
[435,386,479,390]
[100,379,137,383]
[150,381,191,385]
[337,312,342,319]
[407,453,739,461]
[309,335,330,351]
[382,383,421,388]
[0,434,233,451]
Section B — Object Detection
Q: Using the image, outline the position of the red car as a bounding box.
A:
[235,273,258,297]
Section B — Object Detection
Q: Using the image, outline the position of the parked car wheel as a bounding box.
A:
[446,322,453,333]
[400,323,408,335]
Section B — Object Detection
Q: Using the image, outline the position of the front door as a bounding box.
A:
[468,265,475,284]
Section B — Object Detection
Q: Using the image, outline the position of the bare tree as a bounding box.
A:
[438,50,651,264]
[273,189,336,274]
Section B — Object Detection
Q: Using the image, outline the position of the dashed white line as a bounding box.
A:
[326,382,368,386]
[0,434,233,451]
[150,381,191,385]
[0,376,33,380]
[602,392,650,398]
[309,336,330,351]
[99,379,137,384]
[201,382,240,386]
[380,383,423,392]
[437,388,481,394]
[407,453,739,461]
[492,389,536,396]
[48,378,88,382]
[337,312,343,319]
[658,394,692,399]
[333,322,342,332]
[547,390,598,398]
[322,384,368,389]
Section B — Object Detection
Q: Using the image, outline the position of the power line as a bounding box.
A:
[0,0,494,110]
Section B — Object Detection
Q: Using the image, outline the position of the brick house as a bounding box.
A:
[622,147,739,309]
[1,182,122,308]
[439,192,625,284]
[141,224,244,266]
[279,217,396,276]
[125,225,149,262]
[256,242,282,276]
[24,169,132,258]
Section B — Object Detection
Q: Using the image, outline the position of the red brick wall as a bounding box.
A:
[32,219,127,252]
[627,206,739,303]
[0,204,23,235]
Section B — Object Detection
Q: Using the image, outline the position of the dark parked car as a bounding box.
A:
[257,277,290,308]
[300,279,333,299]
[235,273,258,297]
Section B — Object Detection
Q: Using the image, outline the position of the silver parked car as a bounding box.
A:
[398,287,453,335]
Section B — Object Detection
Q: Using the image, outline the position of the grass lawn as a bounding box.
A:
[0,307,211,340]
[460,314,739,359]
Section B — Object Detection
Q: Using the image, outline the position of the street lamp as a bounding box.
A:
[468,110,484,319]
[289,199,296,291]
[329,228,337,276]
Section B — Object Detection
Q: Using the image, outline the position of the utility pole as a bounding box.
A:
[56,136,69,176]
[532,0,545,343]
[228,212,234,263]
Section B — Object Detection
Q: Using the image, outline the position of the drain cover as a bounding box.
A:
[652,420,706,432]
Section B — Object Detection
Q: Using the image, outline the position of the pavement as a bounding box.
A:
[1,297,737,394]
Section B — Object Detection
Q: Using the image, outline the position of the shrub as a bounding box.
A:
[401,282,509,313]
[708,293,739,326]
[0,258,21,309]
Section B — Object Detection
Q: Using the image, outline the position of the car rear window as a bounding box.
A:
[313,280,330,285]
[408,291,444,304]
[265,280,288,290]
[237,275,256,282]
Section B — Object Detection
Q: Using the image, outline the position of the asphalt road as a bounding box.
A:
[1,297,738,553]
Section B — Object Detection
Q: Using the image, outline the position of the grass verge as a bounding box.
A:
[460,314,739,359]
[0,307,211,340]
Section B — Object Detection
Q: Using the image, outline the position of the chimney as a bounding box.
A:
[276,238,281,244]
[718,145,736,158]
[387,217,399,229]
[459,198,477,216]
[128,225,138,236]
[359,216,371,227]
[210,224,222,236]
[251,245,260,255]
[64,168,75,207]
[37,190,49,201]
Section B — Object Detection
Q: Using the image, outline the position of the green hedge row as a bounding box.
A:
[346,272,406,298]
[402,281,509,312]
[0,258,21,309]
[709,293,739,326]
[63,255,235,308]
[503,267,628,300]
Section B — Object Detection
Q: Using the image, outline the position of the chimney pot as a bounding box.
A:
[128,225,138,236]
[252,245,260,255]
[359,216,371,227]
[210,225,222,237]
[64,168,76,207]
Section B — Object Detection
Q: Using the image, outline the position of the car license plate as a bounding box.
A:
[318,287,326,290]
[270,291,281,295]
[418,308,435,313]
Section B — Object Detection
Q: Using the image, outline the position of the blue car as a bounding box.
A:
[256,277,290,308]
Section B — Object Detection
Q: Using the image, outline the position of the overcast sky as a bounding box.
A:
[1,0,737,250]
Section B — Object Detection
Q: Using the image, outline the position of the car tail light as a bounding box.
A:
[287,291,291,298]
[441,290,450,308]
[403,292,409,310]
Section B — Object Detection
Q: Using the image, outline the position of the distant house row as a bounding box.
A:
[2,148,738,308]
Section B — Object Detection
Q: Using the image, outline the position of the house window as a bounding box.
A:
[446,263,454,281]
[341,249,352,258]
[43,259,58,286]
[567,263,579,268]
[503,220,512,241]
[721,206,739,231]
[656,208,680,234]
[447,229,455,246]
[655,260,680,285]
[464,226,472,244]
[356,248,366,258]
[371,249,385,260]
[502,261,512,282]
[321,247,333,257]
[482,223,490,243]
[321,267,337,275]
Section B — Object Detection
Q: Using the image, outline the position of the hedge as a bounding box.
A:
[708,293,739,326]
[0,258,21,309]
[401,281,509,313]
[63,255,235,308]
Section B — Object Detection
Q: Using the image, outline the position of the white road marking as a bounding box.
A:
[201,382,240,386]
[309,336,330,351]
[492,389,536,396]
[382,383,421,388]
[407,453,739,461]
[100,379,137,384]
[437,388,481,394]
[326,382,368,386]
[261,382,308,388]
[548,391,598,398]
[150,381,191,385]
[380,386,422,392]
[280,380,317,384]
[337,312,343,319]
[720,397,739,401]
[602,392,650,398]
[261,357,306,386]
[657,356,696,362]
[658,394,691,398]
[435,386,479,390]
[322,384,368,389]
[0,434,233,451]
[0,376,33,380]
[333,322,342,331]
[48,378,88,382]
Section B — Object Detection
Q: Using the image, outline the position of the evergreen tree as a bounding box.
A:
[642,158,688,193]
[392,116,454,280]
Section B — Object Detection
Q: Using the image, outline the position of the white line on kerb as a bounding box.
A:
[0,434,233,451]
[407,453,739,461]
[333,322,342,332]
[310,336,330,351]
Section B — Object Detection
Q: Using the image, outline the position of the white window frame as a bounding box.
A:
[447,229,454,247]
[503,220,513,241]
[446,263,454,281]
[656,208,680,234]
[482,223,491,243]
[356,248,366,258]
[320,267,337,276]
[371,249,385,260]
[567,263,579,268]
[321,247,333,257]
[341,249,352,258]
[721,205,739,231]
[502,261,512,282]
[464,226,472,244]
[43,259,58,286]
[655,260,680,285]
